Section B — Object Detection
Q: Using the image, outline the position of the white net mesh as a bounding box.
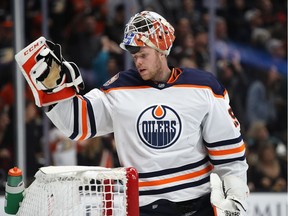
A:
[17,167,130,216]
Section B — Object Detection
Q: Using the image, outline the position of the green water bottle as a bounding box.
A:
[4,167,25,215]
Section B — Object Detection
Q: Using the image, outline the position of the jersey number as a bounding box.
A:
[228,108,240,127]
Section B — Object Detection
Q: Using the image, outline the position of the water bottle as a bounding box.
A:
[4,167,25,215]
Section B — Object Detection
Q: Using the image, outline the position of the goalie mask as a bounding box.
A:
[120,11,175,56]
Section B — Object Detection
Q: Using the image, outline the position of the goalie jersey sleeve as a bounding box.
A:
[46,67,248,206]
[46,88,114,139]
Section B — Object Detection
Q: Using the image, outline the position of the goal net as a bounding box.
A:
[16,166,139,216]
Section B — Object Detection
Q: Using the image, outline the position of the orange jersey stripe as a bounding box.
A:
[167,68,182,83]
[208,143,246,156]
[103,85,226,98]
[174,84,226,98]
[139,164,213,187]
[102,86,151,93]
[213,205,218,216]
[78,97,88,140]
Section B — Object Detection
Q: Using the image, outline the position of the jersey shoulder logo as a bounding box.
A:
[137,105,182,149]
[103,73,119,86]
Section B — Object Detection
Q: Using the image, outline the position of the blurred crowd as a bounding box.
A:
[0,0,287,194]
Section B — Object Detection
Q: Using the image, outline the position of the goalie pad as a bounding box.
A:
[15,37,84,107]
[210,173,249,216]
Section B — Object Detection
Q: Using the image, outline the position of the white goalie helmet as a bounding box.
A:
[120,11,175,56]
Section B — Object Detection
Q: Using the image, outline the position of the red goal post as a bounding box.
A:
[16,166,139,216]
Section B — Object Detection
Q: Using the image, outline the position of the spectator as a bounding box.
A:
[77,134,117,168]
[173,17,193,48]
[0,97,12,193]
[245,120,286,162]
[257,0,277,29]
[49,0,73,44]
[244,8,272,50]
[107,55,121,77]
[0,20,13,48]
[193,28,210,71]
[266,38,287,74]
[103,3,126,71]
[226,0,251,43]
[92,35,122,88]
[248,141,287,192]
[216,52,249,132]
[214,16,241,63]
[176,0,201,28]
[25,100,43,184]
[104,3,125,45]
[179,56,197,69]
[24,0,42,42]
[49,127,77,166]
[171,32,195,63]
[246,66,282,131]
[0,20,14,90]
[65,12,103,91]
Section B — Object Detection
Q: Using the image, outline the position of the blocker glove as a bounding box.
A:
[15,36,84,107]
[210,173,249,216]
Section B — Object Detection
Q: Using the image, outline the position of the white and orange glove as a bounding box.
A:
[15,36,84,107]
[210,173,249,216]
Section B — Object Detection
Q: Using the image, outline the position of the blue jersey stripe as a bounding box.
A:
[204,135,242,148]
[139,157,209,178]
[69,97,79,140]
[83,96,97,138]
[139,175,210,196]
[209,155,246,165]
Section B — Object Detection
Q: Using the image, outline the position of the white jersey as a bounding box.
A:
[46,67,248,206]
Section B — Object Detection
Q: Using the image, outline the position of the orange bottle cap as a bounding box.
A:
[8,167,22,176]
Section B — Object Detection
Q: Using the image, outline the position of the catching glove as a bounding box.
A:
[15,36,84,107]
[210,173,249,216]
